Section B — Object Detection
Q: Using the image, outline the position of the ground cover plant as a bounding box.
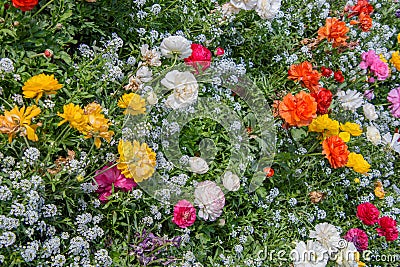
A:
[0,0,399,266]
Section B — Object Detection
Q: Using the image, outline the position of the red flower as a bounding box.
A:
[215,47,225,56]
[334,70,345,83]
[356,202,380,225]
[184,43,212,71]
[377,216,399,241]
[172,199,196,228]
[311,88,333,115]
[343,228,368,252]
[348,0,374,18]
[12,0,38,11]
[321,66,333,77]
[263,167,274,177]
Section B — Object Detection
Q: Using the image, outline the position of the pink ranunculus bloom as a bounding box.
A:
[359,50,380,70]
[343,228,369,252]
[184,43,212,71]
[172,199,196,228]
[356,202,380,226]
[370,60,389,80]
[387,87,400,118]
[377,216,399,242]
[94,164,137,202]
[215,47,225,56]
[364,89,375,100]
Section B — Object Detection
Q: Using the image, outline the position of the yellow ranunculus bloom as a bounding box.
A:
[390,51,400,71]
[308,114,340,137]
[340,122,362,136]
[22,73,63,102]
[346,152,370,174]
[338,131,351,142]
[118,93,146,115]
[117,140,156,182]
[57,103,87,130]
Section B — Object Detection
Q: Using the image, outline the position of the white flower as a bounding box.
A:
[336,90,364,112]
[335,241,359,267]
[363,103,378,121]
[160,36,192,59]
[161,70,199,109]
[136,66,153,83]
[230,0,257,10]
[221,2,241,16]
[188,157,209,174]
[255,0,281,20]
[291,240,329,267]
[382,132,400,153]
[194,181,225,221]
[140,44,161,66]
[309,223,341,253]
[366,125,381,145]
[222,171,240,191]
[146,91,158,105]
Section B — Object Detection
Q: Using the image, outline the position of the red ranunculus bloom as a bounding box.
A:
[311,88,333,115]
[334,70,345,83]
[12,0,38,11]
[377,216,399,241]
[321,66,333,77]
[215,47,225,56]
[343,228,368,252]
[356,202,380,225]
[172,199,196,228]
[184,43,212,71]
[348,0,374,18]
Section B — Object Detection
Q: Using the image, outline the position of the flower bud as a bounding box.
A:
[44,49,53,58]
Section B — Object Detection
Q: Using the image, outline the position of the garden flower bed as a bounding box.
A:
[0,0,399,266]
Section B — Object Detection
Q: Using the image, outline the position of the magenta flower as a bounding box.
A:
[388,87,400,118]
[359,50,380,70]
[94,164,137,202]
[359,50,389,81]
[172,199,196,228]
[343,228,368,252]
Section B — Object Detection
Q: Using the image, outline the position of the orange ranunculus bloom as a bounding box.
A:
[288,61,321,93]
[347,0,374,18]
[12,0,38,11]
[322,135,350,168]
[318,17,349,47]
[350,12,372,32]
[278,91,317,127]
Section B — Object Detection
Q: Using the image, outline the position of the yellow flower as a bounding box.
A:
[379,54,387,63]
[117,139,156,182]
[398,33,400,44]
[355,252,366,267]
[390,51,400,71]
[0,105,41,142]
[338,131,351,142]
[76,175,85,183]
[354,178,360,183]
[22,74,63,102]
[346,152,370,174]
[308,114,339,137]
[57,103,87,131]
[118,93,146,115]
[340,122,362,136]
[374,181,385,199]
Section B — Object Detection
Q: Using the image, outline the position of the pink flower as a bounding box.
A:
[94,164,137,202]
[370,60,389,80]
[364,89,375,100]
[359,50,380,69]
[215,47,225,56]
[172,199,196,228]
[356,202,380,225]
[343,228,368,252]
[388,87,400,118]
[194,181,225,221]
[184,43,212,71]
[377,216,399,242]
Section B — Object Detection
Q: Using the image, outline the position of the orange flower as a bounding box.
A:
[322,135,350,168]
[278,91,317,127]
[350,12,372,32]
[318,17,349,47]
[288,61,321,93]
[347,0,374,18]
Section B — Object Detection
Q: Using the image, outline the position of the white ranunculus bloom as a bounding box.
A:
[363,103,378,121]
[336,90,364,112]
[230,0,257,10]
[146,91,158,105]
[366,125,381,145]
[140,44,161,67]
[255,0,281,20]
[159,36,192,59]
[188,157,209,174]
[309,223,341,253]
[291,240,329,267]
[382,132,400,153]
[222,171,240,191]
[136,66,153,83]
[194,181,225,221]
[161,70,199,109]
[335,241,359,267]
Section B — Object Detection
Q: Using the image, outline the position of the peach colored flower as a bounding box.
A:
[318,17,349,47]
[278,91,317,127]
[322,135,350,168]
